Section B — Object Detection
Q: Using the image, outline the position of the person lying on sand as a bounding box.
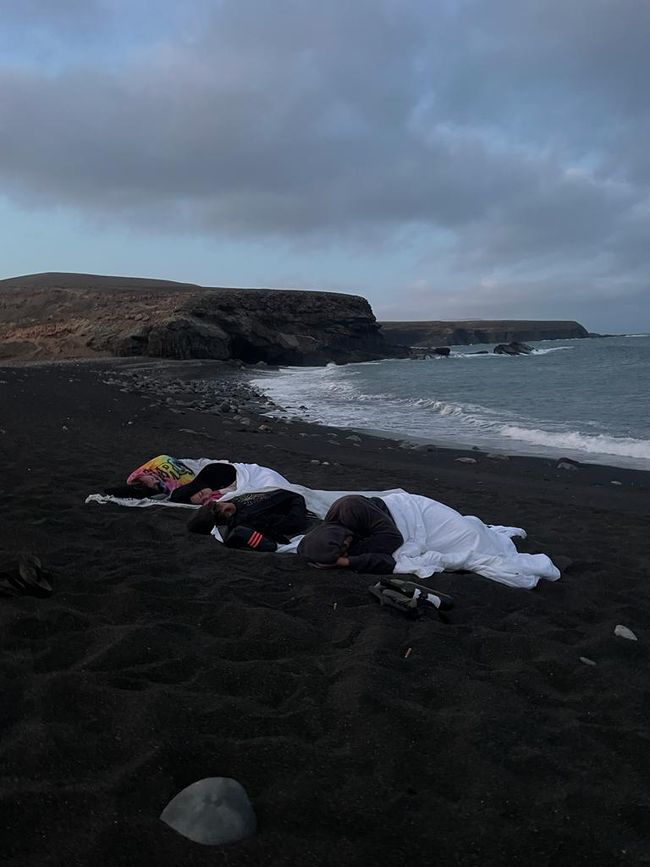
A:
[104,455,237,503]
[297,494,403,574]
[187,489,314,550]
[167,462,238,504]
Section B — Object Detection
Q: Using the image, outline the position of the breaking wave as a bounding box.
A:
[452,345,573,358]
[499,426,650,461]
[249,336,650,469]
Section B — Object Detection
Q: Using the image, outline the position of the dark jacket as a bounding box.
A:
[324,495,403,574]
[225,489,312,543]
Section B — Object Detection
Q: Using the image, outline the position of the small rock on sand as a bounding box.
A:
[556,457,580,471]
[455,457,477,464]
[179,428,213,439]
[160,777,256,846]
[346,435,362,443]
[614,624,638,641]
[610,480,622,486]
[579,657,597,666]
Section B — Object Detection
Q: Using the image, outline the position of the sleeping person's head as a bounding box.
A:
[188,487,217,506]
[296,524,352,566]
[187,500,237,535]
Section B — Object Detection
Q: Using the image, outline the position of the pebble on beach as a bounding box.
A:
[160,777,257,847]
[614,624,638,641]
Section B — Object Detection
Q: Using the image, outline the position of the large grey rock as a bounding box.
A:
[493,341,534,355]
[160,777,257,846]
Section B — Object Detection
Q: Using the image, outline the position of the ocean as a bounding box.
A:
[250,335,650,470]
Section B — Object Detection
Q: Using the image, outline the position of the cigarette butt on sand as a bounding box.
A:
[404,647,412,659]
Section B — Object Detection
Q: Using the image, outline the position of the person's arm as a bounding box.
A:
[327,496,402,556]
[348,527,403,557]
[251,492,308,538]
[223,525,278,552]
[274,492,308,536]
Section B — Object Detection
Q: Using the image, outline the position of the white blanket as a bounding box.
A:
[87,458,560,589]
[85,460,296,509]
[258,487,559,590]
[381,492,559,589]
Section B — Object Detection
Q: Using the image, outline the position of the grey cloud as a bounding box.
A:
[1,0,649,325]
[0,0,105,22]
[0,0,112,44]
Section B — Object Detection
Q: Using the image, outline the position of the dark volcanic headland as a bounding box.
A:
[0,272,592,364]
[379,319,590,348]
[0,272,391,365]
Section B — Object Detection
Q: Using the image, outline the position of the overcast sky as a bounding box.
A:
[1,0,648,331]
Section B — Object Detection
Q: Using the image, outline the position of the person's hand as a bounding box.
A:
[335,557,350,568]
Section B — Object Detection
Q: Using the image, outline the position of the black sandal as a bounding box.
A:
[368,582,422,616]
[0,553,53,598]
[369,578,454,616]
[379,577,453,610]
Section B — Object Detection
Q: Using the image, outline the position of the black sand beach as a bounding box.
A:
[2,360,650,866]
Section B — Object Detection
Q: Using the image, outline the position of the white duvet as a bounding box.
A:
[87,458,560,589]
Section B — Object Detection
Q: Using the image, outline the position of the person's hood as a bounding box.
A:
[297,524,349,564]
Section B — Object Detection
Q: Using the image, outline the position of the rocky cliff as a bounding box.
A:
[0,273,390,365]
[379,319,590,347]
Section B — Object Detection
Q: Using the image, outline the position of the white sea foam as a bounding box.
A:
[249,337,650,469]
[531,346,573,355]
[499,425,650,461]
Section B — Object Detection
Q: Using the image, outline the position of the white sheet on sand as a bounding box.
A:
[85,460,292,509]
[86,459,560,589]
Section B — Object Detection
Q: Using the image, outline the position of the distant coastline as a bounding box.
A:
[379,319,590,347]
[1,270,593,365]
